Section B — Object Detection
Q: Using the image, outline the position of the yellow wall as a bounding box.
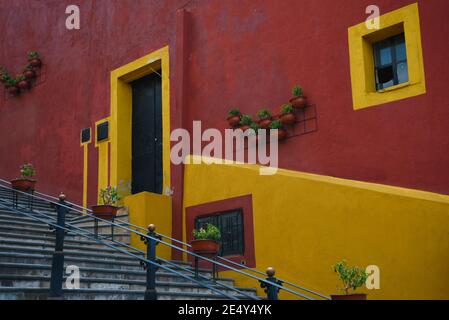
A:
[95,118,110,204]
[182,156,449,300]
[125,192,172,260]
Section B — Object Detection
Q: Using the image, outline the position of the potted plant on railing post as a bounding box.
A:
[11,163,37,192]
[191,223,221,258]
[16,74,30,90]
[227,108,241,128]
[279,103,296,125]
[239,114,253,132]
[91,186,121,220]
[5,77,19,96]
[290,85,307,109]
[23,65,36,80]
[268,120,287,141]
[28,51,42,68]
[257,108,273,129]
[331,260,369,300]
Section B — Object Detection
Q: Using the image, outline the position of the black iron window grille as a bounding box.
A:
[373,33,408,90]
[81,128,91,144]
[195,209,244,256]
[97,121,109,142]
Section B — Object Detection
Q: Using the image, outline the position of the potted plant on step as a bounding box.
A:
[227,108,241,128]
[191,223,221,258]
[268,120,287,141]
[11,163,37,191]
[5,77,19,95]
[257,108,273,129]
[16,74,30,90]
[290,85,307,109]
[239,114,253,132]
[331,260,368,300]
[91,186,121,220]
[279,103,296,125]
[28,51,42,68]
[23,65,36,80]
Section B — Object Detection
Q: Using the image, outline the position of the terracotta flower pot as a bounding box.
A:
[91,205,118,220]
[11,178,37,191]
[29,58,42,68]
[18,80,30,90]
[277,128,288,140]
[23,70,36,80]
[190,239,220,258]
[6,85,19,95]
[259,118,272,129]
[280,113,296,125]
[227,115,241,128]
[330,294,367,301]
[240,125,250,132]
[290,96,308,109]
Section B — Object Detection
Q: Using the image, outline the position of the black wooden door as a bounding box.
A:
[131,72,163,194]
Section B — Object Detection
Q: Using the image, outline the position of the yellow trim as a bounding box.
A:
[95,118,110,203]
[80,128,91,210]
[110,46,171,197]
[348,3,426,110]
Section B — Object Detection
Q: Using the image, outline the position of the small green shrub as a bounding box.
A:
[268,120,282,130]
[15,74,26,82]
[99,186,121,206]
[280,103,294,115]
[239,114,253,126]
[28,51,40,60]
[228,108,241,117]
[5,77,17,86]
[20,163,35,179]
[333,260,368,295]
[292,85,303,97]
[257,108,272,120]
[193,223,221,241]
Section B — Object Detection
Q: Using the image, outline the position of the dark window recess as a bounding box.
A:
[97,121,109,142]
[81,128,91,144]
[373,33,408,90]
[195,209,244,257]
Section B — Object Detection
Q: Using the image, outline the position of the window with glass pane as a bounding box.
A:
[373,33,408,90]
[195,209,244,256]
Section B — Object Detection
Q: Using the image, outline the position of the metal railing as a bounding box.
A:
[0,180,330,300]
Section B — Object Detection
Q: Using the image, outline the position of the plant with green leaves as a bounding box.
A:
[257,108,272,120]
[228,108,241,117]
[268,120,282,130]
[292,85,303,97]
[280,103,294,115]
[15,74,26,82]
[28,51,40,60]
[20,163,36,179]
[239,114,253,126]
[333,260,368,295]
[1,73,11,83]
[99,186,121,206]
[5,77,16,86]
[193,223,221,241]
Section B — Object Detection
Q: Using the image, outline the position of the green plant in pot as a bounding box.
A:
[23,65,36,80]
[239,114,253,132]
[0,66,8,83]
[5,77,19,95]
[290,85,307,108]
[16,74,30,90]
[331,260,369,300]
[92,186,121,220]
[279,103,296,125]
[11,163,37,191]
[28,51,42,68]
[257,108,273,129]
[191,223,221,258]
[268,120,287,141]
[227,108,241,128]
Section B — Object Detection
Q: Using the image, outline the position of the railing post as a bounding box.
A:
[48,193,68,300]
[144,224,158,300]
[260,267,283,300]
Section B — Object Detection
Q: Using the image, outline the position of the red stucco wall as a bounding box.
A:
[1,0,448,208]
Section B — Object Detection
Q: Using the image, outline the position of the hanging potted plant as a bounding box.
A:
[239,114,253,132]
[279,103,296,125]
[28,51,42,68]
[331,260,369,300]
[290,85,307,109]
[227,108,241,128]
[268,120,287,141]
[5,77,19,96]
[257,108,273,129]
[23,65,36,80]
[16,74,30,90]
[11,163,37,191]
[91,186,121,220]
[191,223,221,258]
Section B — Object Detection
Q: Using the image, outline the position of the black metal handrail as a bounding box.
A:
[0,180,329,300]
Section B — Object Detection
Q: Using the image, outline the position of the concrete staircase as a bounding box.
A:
[0,189,258,300]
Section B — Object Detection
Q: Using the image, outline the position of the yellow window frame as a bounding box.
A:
[348,3,426,110]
